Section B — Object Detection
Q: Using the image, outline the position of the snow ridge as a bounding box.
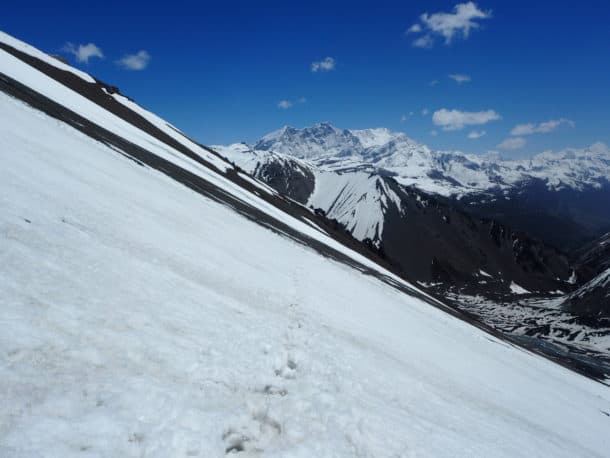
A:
[250,123,610,197]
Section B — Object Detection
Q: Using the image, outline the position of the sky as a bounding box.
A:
[2,0,609,156]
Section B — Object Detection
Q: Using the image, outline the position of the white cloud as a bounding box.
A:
[590,141,609,153]
[449,73,471,84]
[277,97,306,109]
[278,100,293,109]
[62,42,104,63]
[510,118,574,136]
[117,50,151,70]
[409,2,491,47]
[432,108,500,131]
[497,137,526,150]
[311,57,336,72]
[429,79,439,87]
[468,130,486,139]
[430,130,438,136]
[421,108,429,116]
[412,34,434,48]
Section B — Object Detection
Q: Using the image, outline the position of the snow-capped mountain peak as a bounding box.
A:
[254,122,362,159]
[249,123,610,197]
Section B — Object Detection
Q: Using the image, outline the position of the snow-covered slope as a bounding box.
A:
[308,171,404,242]
[2,31,610,456]
[563,267,610,318]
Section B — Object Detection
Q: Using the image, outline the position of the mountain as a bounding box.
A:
[248,123,610,248]
[216,142,573,295]
[2,31,610,456]
[563,268,610,318]
[563,232,610,318]
[254,123,610,196]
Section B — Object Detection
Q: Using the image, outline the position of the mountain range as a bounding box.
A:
[220,124,610,245]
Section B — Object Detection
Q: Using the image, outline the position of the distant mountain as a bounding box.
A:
[246,124,610,248]
[253,123,610,196]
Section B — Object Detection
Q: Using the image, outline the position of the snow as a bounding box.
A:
[569,268,610,299]
[247,123,610,198]
[479,270,493,278]
[0,30,97,83]
[568,270,578,285]
[0,43,416,288]
[307,171,403,242]
[510,281,531,295]
[213,143,312,184]
[350,127,397,148]
[444,292,610,358]
[254,123,362,160]
[1,79,610,458]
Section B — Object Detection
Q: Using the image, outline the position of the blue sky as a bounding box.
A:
[2,0,609,156]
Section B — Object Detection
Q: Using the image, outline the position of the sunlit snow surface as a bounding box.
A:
[2,88,610,457]
[509,282,531,295]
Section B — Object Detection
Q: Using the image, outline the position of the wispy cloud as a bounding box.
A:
[117,50,151,71]
[468,130,486,139]
[429,79,439,87]
[277,97,307,109]
[432,108,500,131]
[401,112,415,122]
[278,100,293,109]
[311,57,336,72]
[497,137,526,150]
[449,73,471,84]
[510,118,574,136]
[408,2,491,48]
[430,130,438,136]
[62,42,104,63]
[421,108,430,116]
[412,35,434,48]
